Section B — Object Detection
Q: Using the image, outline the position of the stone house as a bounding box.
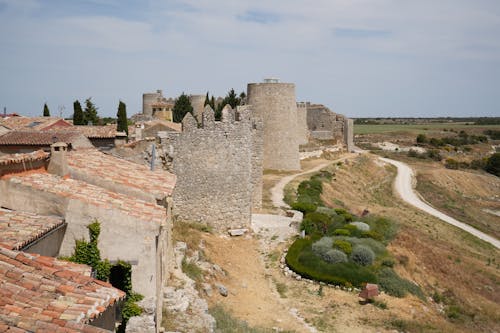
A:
[0,145,176,332]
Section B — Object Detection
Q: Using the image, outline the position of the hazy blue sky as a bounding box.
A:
[1,0,499,118]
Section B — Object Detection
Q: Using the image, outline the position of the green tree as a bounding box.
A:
[73,100,84,125]
[210,96,216,110]
[215,88,242,120]
[172,93,194,123]
[204,92,210,107]
[485,153,500,177]
[84,97,99,125]
[43,103,50,117]
[116,101,129,136]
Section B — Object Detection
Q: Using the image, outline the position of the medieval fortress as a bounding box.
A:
[141,79,353,231]
[0,78,353,332]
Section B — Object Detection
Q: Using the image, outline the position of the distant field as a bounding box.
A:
[354,123,500,135]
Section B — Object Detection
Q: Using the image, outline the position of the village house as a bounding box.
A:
[0,144,176,332]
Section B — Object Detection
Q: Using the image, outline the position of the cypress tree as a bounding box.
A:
[43,103,50,117]
[204,92,210,107]
[172,93,194,123]
[73,100,84,125]
[84,97,99,125]
[116,101,129,136]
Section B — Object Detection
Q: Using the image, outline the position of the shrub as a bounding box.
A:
[315,206,337,217]
[333,229,350,236]
[301,212,331,235]
[333,240,352,254]
[291,201,317,214]
[445,158,460,169]
[361,230,383,241]
[378,268,424,299]
[485,152,500,177]
[351,246,375,266]
[323,249,348,264]
[416,134,427,144]
[312,237,333,258]
[350,221,370,231]
[286,238,377,287]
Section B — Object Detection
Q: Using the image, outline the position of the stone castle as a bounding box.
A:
[139,79,353,231]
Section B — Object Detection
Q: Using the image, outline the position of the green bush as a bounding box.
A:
[350,221,370,231]
[333,240,352,255]
[291,201,317,214]
[315,206,337,217]
[361,230,383,241]
[362,216,398,243]
[333,229,351,236]
[351,246,375,266]
[312,237,333,258]
[485,152,500,177]
[286,238,376,287]
[378,268,424,299]
[333,236,386,257]
[323,249,348,264]
[301,212,331,235]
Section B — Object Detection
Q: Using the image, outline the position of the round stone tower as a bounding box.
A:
[143,91,161,117]
[189,94,206,122]
[247,79,300,171]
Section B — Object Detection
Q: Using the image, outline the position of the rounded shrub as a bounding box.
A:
[291,202,317,214]
[333,240,352,254]
[350,221,370,232]
[333,228,350,236]
[351,245,375,266]
[311,237,333,258]
[323,249,348,264]
[315,206,337,217]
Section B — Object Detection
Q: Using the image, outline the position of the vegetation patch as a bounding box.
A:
[286,176,424,298]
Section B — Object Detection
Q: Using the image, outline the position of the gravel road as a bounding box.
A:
[380,157,500,249]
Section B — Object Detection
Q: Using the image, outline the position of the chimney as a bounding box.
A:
[47,142,69,177]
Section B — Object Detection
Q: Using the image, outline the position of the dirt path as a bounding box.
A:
[270,154,352,209]
[380,157,500,249]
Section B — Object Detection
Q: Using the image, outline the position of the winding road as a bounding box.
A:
[380,157,500,249]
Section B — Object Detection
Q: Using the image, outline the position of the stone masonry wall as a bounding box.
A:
[296,102,308,145]
[306,104,348,143]
[172,105,262,231]
[247,82,300,171]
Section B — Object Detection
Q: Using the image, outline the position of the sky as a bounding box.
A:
[0,0,499,118]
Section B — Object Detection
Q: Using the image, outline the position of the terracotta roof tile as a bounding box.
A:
[0,150,49,166]
[0,246,123,332]
[7,173,166,225]
[0,131,83,146]
[0,117,72,131]
[71,126,119,139]
[0,209,65,251]
[68,148,176,200]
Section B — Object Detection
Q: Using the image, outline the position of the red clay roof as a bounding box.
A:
[0,150,49,166]
[6,173,167,225]
[72,126,119,139]
[0,131,82,146]
[68,149,176,199]
[0,117,72,131]
[0,246,124,332]
[0,209,65,251]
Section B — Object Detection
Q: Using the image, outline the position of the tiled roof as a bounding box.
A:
[0,150,49,166]
[68,149,176,199]
[72,126,119,139]
[144,120,181,132]
[0,131,82,146]
[0,117,72,131]
[0,209,65,251]
[6,173,166,225]
[0,246,124,332]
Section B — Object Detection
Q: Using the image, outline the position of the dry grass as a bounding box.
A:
[320,154,500,332]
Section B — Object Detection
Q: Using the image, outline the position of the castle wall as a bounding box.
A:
[247,82,300,171]
[296,103,308,145]
[172,106,262,231]
[306,104,349,143]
